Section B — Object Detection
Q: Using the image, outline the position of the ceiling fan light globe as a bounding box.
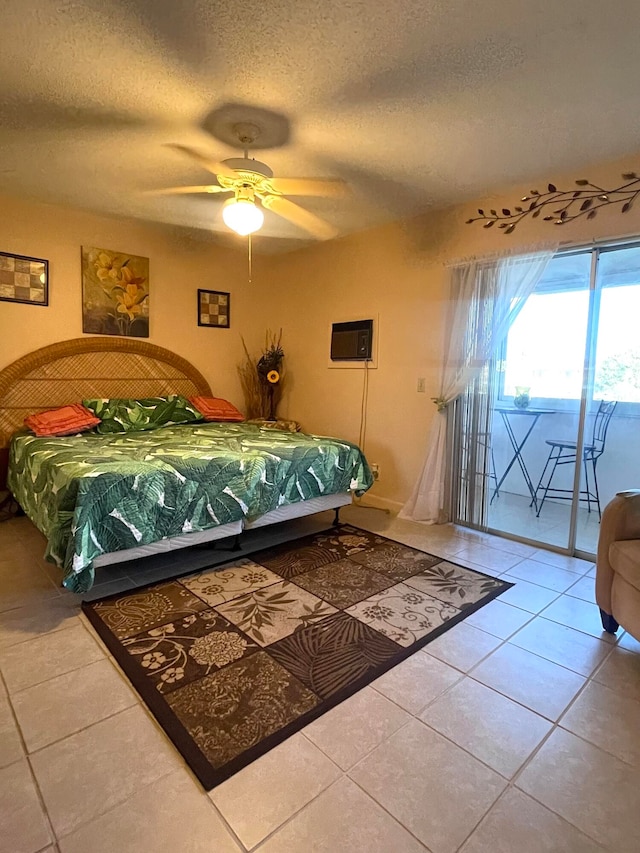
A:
[222,198,264,236]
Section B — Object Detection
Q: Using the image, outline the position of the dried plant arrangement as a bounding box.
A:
[238,329,285,419]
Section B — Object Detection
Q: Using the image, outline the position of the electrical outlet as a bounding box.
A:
[370,462,380,480]
[417,377,426,393]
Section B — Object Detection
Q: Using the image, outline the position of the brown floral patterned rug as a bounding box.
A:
[82,524,513,789]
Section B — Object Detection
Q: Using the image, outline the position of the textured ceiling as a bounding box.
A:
[2,0,640,252]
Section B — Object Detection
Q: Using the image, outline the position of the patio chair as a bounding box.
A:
[533,400,617,520]
[474,433,499,496]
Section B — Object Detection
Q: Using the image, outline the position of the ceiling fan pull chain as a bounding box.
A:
[248,233,252,284]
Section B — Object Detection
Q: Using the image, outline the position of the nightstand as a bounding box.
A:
[247,418,302,433]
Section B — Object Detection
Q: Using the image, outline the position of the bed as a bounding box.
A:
[0,338,373,593]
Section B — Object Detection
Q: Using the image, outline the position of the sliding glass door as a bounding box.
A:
[487,252,591,551]
[575,246,640,552]
[454,241,640,557]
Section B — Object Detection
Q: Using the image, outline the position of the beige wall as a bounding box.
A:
[0,194,254,405]
[258,224,448,510]
[4,154,640,512]
[262,154,640,510]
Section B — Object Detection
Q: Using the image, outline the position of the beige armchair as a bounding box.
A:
[596,490,640,641]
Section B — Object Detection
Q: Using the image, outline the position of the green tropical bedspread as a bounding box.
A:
[8,423,373,593]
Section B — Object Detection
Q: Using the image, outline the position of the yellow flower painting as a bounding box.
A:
[82,246,149,337]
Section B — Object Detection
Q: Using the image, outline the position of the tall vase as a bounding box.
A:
[267,384,276,421]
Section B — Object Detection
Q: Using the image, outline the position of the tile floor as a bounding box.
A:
[1,505,639,853]
[488,491,603,554]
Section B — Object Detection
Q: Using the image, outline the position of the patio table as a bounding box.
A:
[491,407,556,512]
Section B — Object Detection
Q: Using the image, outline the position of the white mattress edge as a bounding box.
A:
[93,493,353,567]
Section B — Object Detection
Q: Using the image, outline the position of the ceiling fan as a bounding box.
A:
[150,122,347,240]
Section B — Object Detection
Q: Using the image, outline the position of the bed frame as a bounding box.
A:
[0,338,350,571]
[0,337,212,443]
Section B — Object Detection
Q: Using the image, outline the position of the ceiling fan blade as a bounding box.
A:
[144,185,231,196]
[165,144,238,180]
[268,177,348,198]
[260,195,338,240]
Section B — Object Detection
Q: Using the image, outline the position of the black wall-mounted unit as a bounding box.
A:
[330,319,373,361]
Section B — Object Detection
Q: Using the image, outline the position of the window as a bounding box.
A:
[500,246,640,410]
[502,288,589,400]
[594,283,640,403]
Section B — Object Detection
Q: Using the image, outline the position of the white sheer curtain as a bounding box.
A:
[400,248,556,524]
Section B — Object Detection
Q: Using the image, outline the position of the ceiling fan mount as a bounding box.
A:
[231,121,262,148]
[219,157,274,183]
[201,104,290,151]
[216,124,275,189]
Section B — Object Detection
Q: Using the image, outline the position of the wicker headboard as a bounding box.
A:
[0,337,212,445]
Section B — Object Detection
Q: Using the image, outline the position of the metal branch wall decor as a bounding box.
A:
[466,172,640,234]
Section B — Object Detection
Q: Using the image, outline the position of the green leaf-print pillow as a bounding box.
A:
[83,395,203,434]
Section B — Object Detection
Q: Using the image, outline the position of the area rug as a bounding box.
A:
[82,524,513,789]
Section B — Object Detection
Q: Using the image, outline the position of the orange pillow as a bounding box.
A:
[25,404,101,437]
[189,396,244,422]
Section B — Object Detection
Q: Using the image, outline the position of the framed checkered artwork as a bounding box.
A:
[198,289,230,328]
[0,251,48,306]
